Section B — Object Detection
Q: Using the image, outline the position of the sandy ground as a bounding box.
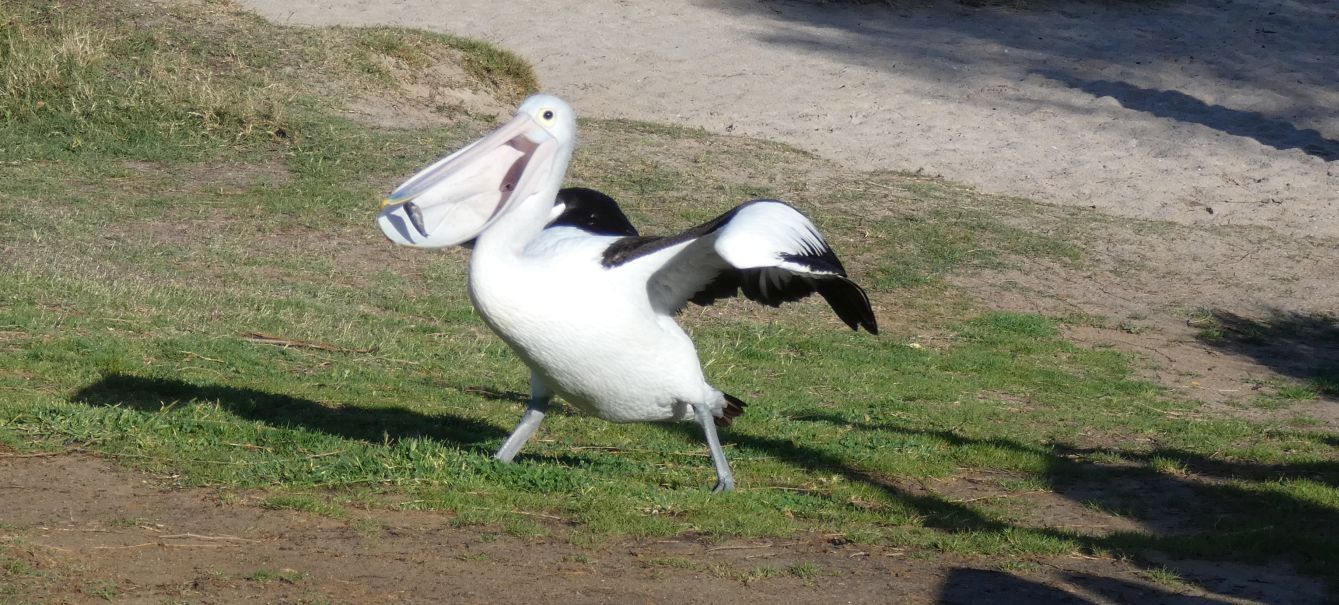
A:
[239,0,1338,237]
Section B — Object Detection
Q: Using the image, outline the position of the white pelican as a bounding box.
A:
[377,94,877,492]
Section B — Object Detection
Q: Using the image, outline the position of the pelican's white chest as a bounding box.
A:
[466,236,713,423]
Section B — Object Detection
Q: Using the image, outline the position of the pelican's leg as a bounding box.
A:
[691,402,736,493]
[494,374,553,463]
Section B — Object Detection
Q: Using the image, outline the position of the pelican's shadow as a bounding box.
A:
[72,373,509,451]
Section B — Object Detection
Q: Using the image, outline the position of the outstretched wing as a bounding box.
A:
[603,200,878,334]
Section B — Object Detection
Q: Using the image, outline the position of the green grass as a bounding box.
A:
[1140,566,1193,591]
[786,561,823,580]
[0,0,1337,594]
[1,2,283,159]
[0,0,534,162]
[261,494,348,518]
[85,581,118,600]
[3,558,38,578]
[646,556,822,584]
[351,27,537,100]
[105,516,150,528]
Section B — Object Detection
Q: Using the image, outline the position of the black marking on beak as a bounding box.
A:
[405,202,429,238]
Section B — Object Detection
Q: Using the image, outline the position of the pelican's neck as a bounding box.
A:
[467,179,559,317]
[472,138,573,262]
[472,181,561,261]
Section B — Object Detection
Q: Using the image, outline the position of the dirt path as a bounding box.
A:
[2,452,1320,604]
[239,0,1338,237]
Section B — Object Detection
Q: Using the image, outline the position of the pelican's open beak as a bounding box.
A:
[377,110,560,248]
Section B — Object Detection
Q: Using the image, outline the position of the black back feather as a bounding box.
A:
[550,187,640,237]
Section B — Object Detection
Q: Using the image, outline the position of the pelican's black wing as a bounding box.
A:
[601,200,877,334]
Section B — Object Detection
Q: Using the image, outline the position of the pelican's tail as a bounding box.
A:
[715,392,749,428]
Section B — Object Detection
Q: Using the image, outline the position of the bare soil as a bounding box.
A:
[2,451,1323,604]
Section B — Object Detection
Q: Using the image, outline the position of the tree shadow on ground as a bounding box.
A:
[938,567,1237,604]
[1034,72,1339,160]
[1190,308,1339,393]
[72,373,509,453]
[609,419,1325,600]
[939,568,1093,605]
[729,412,1336,598]
[707,0,1337,129]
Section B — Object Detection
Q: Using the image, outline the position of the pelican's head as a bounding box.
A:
[377,94,577,248]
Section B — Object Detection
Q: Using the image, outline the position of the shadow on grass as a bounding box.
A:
[458,385,529,403]
[1190,308,1339,394]
[69,374,1334,596]
[72,373,508,452]
[733,412,1338,593]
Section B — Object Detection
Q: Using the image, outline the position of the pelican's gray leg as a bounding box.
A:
[691,402,736,493]
[494,374,553,463]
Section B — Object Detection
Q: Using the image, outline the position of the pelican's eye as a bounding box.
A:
[539,109,557,125]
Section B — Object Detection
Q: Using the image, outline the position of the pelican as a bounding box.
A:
[377,94,877,492]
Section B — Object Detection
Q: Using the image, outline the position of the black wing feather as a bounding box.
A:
[690,262,877,334]
[602,198,878,334]
[816,277,879,334]
[602,203,751,268]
